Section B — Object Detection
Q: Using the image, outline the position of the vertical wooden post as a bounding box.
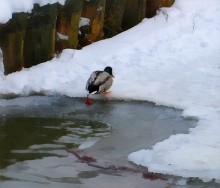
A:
[0,13,28,74]
[56,0,84,52]
[23,4,57,68]
[82,0,106,42]
[122,0,146,31]
[104,0,126,38]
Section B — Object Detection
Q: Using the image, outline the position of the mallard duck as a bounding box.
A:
[85,66,114,105]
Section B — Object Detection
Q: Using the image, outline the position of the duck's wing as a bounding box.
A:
[93,72,110,85]
[94,72,113,94]
[86,71,102,90]
[98,77,113,94]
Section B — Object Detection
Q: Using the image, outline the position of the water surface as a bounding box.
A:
[0,96,218,188]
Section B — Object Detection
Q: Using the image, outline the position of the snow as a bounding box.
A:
[56,32,69,40]
[0,0,220,183]
[0,0,66,23]
[79,17,90,28]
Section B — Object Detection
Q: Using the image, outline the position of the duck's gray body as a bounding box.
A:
[86,71,113,94]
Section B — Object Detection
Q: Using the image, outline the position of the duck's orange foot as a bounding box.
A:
[85,97,93,105]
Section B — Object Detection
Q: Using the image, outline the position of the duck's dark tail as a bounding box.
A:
[88,84,99,94]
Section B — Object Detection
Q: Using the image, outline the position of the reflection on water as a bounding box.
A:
[0,117,110,169]
[0,96,218,188]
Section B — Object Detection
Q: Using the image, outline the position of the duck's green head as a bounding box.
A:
[104,66,114,77]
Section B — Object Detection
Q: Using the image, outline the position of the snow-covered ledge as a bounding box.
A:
[0,0,66,24]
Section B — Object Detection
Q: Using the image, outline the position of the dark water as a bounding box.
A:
[0,96,218,188]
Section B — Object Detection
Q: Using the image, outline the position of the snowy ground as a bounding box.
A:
[0,0,220,183]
